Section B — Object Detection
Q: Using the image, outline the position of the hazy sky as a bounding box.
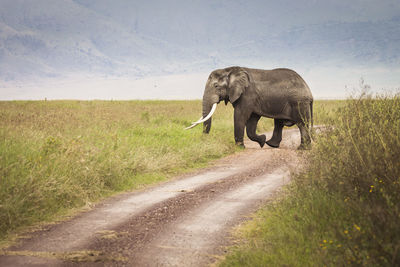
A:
[0,0,399,99]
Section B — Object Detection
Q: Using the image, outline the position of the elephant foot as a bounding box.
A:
[235,141,245,149]
[297,143,311,150]
[258,135,267,148]
[266,139,280,148]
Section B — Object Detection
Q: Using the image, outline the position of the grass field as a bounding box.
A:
[3,97,397,264]
[0,99,343,243]
[220,94,400,266]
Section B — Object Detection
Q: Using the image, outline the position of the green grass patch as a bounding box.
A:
[221,95,400,266]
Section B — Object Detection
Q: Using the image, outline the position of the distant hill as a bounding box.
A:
[0,0,399,81]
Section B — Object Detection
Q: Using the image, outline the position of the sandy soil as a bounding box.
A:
[0,128,309,267]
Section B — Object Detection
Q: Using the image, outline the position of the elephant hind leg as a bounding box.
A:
[266,119,284,148]
[297,122,312,150]
[293,102,312,150]
[246,113,266,148]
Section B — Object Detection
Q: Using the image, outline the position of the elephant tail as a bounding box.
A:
[310,101,314,140]
[311,101,313,128]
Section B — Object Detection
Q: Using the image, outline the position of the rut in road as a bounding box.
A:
[0,128,307,266]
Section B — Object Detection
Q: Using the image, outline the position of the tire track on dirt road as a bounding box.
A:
[0,128,309,266]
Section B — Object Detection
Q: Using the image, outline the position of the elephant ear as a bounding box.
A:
[228,69,250,104]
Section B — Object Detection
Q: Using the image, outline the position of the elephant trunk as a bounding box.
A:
[202,86,219,134]
[202,101,212,133]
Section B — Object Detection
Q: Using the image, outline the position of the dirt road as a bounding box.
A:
[0,128,307,266]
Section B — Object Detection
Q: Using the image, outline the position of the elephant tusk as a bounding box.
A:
[191,116,204,124]
[184,123,199,130]
[194,103,217,124]
[184,103,217,130]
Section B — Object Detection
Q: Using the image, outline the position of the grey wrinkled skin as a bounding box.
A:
[202,66,313,149]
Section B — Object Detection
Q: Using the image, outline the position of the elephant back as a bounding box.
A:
[248,68,313,103]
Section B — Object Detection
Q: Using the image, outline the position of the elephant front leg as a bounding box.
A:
[266,119,284,148]
[246,113,266,148]
[234,109,249,148]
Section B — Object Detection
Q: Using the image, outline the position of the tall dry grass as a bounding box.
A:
[221,94,400,266]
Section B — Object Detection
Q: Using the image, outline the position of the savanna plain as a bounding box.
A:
[1,95,399,266]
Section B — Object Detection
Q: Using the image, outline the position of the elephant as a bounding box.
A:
[185,66,313,149]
